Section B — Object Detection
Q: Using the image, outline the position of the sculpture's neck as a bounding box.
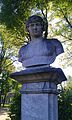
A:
[30,36,43,42]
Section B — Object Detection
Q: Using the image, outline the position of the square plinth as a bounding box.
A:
[10,66,67,85]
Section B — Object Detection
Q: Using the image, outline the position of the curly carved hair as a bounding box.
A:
[26,15,45,31]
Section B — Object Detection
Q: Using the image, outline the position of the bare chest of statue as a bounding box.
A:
[18,39,64,67]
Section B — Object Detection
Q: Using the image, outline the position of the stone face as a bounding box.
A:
[18,38,64,67]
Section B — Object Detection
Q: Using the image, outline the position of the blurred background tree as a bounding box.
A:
[0,34,21,107]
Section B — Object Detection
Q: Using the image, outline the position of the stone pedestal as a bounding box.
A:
[20,82,58,120]
[10,66,67,120]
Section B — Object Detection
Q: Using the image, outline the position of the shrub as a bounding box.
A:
[9,92,21,120]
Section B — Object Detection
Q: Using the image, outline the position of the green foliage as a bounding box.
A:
[0,34,15,72]
[0,0,32,47]
[58,78,72,120]
[9,92,21,120]
[0,24,27,49]
[1,0,72,43]
[1,0,31,28]
[0,34,17,107]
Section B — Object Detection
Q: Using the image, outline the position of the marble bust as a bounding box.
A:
[18,15,64,67]
[10,15,66,84]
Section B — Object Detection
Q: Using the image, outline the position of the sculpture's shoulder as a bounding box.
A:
[19,43,28,54]
[49,38,62,46]
[18,44,29,62]
[47,38,64,56]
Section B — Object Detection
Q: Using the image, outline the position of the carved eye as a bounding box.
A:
[29,22,42,27]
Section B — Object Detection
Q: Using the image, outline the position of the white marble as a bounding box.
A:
[18,38,64,67]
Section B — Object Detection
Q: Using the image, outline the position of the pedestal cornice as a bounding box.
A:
[10,66,67,85]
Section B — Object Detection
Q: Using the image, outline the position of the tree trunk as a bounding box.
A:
[2,94,6,107]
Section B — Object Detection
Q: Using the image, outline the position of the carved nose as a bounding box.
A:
[33,25,37,30]
[33,24,37,28]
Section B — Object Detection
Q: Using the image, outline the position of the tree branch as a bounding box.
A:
[60,33,72,40]
[60,8,72,29]
[4,60,17,68]
[41,8,48,38]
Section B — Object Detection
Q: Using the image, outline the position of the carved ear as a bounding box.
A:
[26,26,29,32]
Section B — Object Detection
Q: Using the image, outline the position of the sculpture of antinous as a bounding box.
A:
[18,15,64,68]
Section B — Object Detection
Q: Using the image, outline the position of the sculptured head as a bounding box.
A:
[26,15,45,38]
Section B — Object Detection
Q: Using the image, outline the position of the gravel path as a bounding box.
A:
[0,108,11,120]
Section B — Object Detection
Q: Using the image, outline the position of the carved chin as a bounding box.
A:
[34,34,41,38]
[33,33,43,37]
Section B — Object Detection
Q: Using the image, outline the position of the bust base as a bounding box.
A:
[10,65,67,85]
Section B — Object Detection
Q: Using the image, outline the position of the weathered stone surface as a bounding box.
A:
[18,38,64,67]
[20,82,58,94]
[21,94,49,120]
[20,82,58,120]
[10,66,67,84]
